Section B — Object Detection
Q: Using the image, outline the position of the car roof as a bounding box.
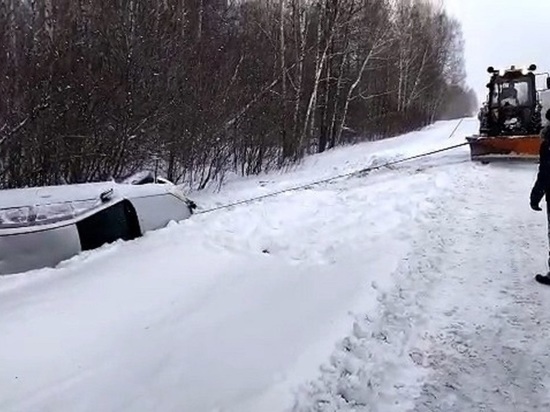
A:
[0,181,176,210]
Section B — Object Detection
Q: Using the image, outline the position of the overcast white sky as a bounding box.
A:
[443,0,550,105]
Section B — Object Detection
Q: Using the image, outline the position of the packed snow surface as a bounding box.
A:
[2,118,550,411]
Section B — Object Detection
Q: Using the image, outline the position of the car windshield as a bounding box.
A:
[495,79,531,107]
[0,199,100,229]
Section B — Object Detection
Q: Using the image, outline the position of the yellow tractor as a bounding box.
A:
[467,64,550,162]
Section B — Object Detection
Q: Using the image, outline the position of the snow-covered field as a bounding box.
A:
[2,118,550,412]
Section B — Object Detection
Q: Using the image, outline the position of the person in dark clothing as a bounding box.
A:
[530,109,550,283]
[501,83,519,106]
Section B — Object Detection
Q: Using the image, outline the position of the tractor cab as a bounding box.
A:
[467,64,550,161]
[493,77,531,107]
[481,65,542,136]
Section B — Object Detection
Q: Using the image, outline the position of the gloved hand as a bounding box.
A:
[531,185,544,211]
[531,200,542,211]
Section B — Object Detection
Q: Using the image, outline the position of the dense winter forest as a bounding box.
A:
[0,0,477,190]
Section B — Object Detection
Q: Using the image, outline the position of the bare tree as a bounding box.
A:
[0,0,470,190]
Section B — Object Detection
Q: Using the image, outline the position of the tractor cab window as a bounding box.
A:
[498,80,531,107]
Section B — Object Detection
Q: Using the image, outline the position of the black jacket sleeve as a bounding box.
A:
[531,138,550,205]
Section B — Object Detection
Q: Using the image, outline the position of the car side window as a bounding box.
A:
[76,200,141,251]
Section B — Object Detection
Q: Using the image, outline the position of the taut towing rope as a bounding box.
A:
[195,140,470,215]
[448,118,465,139]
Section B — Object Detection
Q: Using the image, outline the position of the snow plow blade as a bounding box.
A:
[466,135,541,162]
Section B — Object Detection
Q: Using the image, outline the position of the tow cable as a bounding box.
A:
[196,139,470,215]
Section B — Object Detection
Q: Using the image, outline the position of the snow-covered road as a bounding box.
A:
[294,151,550,411]
[407,162,550,412]
[2,118,550,412]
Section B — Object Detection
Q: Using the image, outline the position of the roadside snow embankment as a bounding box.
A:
[192,119,471,212]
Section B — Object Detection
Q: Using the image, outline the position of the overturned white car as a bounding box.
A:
[0,176,196,275]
